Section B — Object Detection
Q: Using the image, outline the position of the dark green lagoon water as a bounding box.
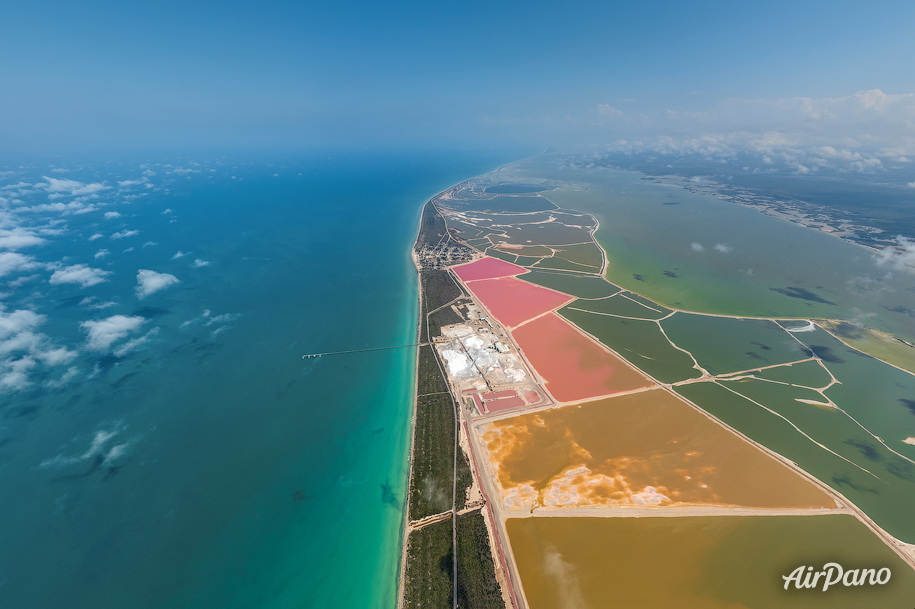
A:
[521,157,915,342]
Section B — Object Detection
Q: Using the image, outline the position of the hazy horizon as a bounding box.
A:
[2,0,914,166]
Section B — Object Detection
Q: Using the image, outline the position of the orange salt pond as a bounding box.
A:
[452,256,526,281]
[512,313,651,401]
[465,277,573,328]
[507,516,915,609]
[479,391,834,510]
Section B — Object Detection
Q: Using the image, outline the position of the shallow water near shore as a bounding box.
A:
[0,150,517,608]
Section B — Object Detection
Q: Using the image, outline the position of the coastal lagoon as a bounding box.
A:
[515,156,915,343]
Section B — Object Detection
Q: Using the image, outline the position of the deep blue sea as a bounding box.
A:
[0,150,518,608]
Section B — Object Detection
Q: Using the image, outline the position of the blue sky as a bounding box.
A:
[2,0,914,153]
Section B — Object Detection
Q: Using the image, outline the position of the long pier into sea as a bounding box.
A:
[301,343,430,359]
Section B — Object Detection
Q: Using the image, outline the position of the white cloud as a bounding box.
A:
[80,296,118,310]
[71,183,109,195]
[104,211,121,220]
[180,309,211,328]
[170,168,199,174]
[690,242,705,252]
[0,308,46,340]
[135,269,179,299]
[181,309,240,331]
[0,308,76,392]
[873,236,915,273]
[94,249,109,259]
[191,259,210,267]
[37,346,78,366]
[118,180,143,187]
[142,241,157,248]
[123,247,134,253]
[112,327,160,357]
[597,104,624,118]
[45,366,79,388]
[22,200,99,215]
[907,182,915,188]
[111,229,139,239]
[162,208,173,215]
[171,251,185,259]
[0,252,40,277]
[91,302,119,310]
[204,312,240,326]
[0,228,45,249]
[49,264,112,288]
[80,315,146,351]
[0,356,36,392]
[42,176,111,196]
[600,89,915,176]
[39,423,128,468]
[7,274,39,288]
[714,243,732,253]
[89,233,104,241]
[42,177,82,192]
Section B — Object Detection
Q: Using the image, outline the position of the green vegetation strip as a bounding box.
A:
[456,512,504,609]
[417,345,448,396]
[403,519,453,609]
[429,306,463,342]
[455,445,474,511]
[421,269,464,340]
[409,392,456,520]
[416,202,448,249]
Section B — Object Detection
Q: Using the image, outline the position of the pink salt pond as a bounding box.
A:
[452,257,526,282]
[512,313,653,402]
[481,390,517,401]
[484,396,526,412]
[465,276,573,328]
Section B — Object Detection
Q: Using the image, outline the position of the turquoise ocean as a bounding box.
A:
[0,150,517,608]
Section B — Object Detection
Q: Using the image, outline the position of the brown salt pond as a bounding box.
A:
[511,313,652,401]
[507,515,915,609]
[466,277,574,328]
[479,391,834,510]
